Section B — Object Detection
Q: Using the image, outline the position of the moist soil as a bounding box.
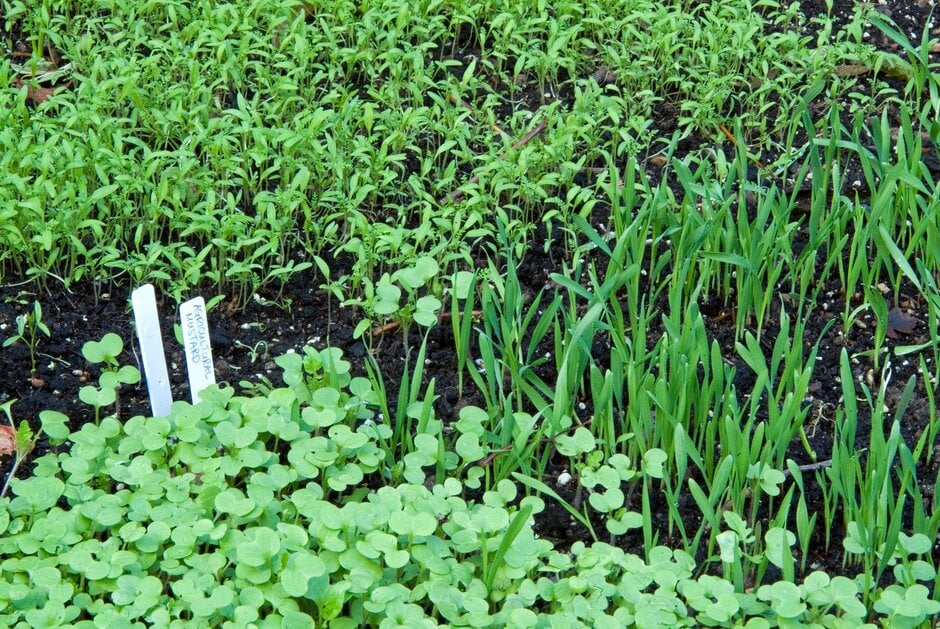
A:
[2,0,939,580]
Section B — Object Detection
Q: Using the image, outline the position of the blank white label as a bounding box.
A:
[131,284,173,417]
[180,296,216,404]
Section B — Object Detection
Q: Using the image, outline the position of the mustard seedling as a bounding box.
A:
[79,333,140,421]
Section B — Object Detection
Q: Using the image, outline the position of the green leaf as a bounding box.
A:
[414,295,441,326]
[556,426,596,457]
[115,365,140,385]
[716,531,738,563]
[763,528,795,569]
[279,551,327,596]
[374,283,401,315]
[485,503,533,591]
[79,385,112,407]
[14,420,35,454]
[215,488,256,517]
[389,511,437,537]
[876,225,922,291]
[282,611,316,628]
[82,333,123,364]
[588,487,624,513]
[39,410,70,442]
[455,433,485,464]
[451,271,475,300]
[757,581,805,618]
[237,527,282,567]
[11,476,64,511]
[898,532,932,556]
[642,449,668,479]
[28,565,61,588]
[607,510,643,535]
[88,184,119,204]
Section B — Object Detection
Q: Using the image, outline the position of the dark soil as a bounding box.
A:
[2,0,939,581]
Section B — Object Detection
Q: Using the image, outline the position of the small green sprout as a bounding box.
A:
[3,301,51,376]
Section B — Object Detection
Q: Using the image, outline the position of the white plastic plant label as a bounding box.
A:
[131,284,173,417]
[179,296,216,404]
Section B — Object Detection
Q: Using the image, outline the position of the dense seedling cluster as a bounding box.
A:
[1,354,938,626]
[3,0,940,626]
[1,0,883,303]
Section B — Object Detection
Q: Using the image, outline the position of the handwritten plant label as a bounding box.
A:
[180,296,216,404]
[131,284,173,417]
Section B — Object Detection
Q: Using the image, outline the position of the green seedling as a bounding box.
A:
[2,1,940,624]
[0,402,65,499]
[449,269,478,399]
[313,254,347,344]
[349,256,443,356]
[79,333,140,421]
[0,340,935,626]
[3,301,50,376]
[234,339,269,364]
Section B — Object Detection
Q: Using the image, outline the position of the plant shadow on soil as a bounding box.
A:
[2,0,939,582]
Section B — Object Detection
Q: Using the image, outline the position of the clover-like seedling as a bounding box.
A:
[873,584,940,626]
[801,572,867,618]
[884,532,937,587]
[393,257,443,341]
[80,333,140,421]
[723,511,756,544]
[716,529,741,565]
[679,575,741,624]
[717,511,757,569]
[555,426,596,459]
[756,581,807,619]
[351,258,443,345]
[606,509,643,536]
[394,256,439,293]
[842,521,873,556]
[82,332,123,370]
[746,462,785,497]
[641,448,668,479]
[581,463,626,514]
[372,276,402,318]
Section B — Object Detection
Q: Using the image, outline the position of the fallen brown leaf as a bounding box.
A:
[592,66,617,85]
[833,63,871,78]
[26,84,64,104]
[886,307,917,339]
[12,78,71,104]
[0,425,15,458]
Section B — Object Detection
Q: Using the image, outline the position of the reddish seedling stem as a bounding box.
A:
[718,123,772,176]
